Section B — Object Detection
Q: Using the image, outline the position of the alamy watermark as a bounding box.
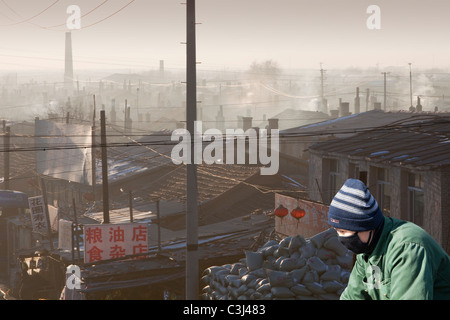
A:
[66,5,81,30]
[364,265,382,290]
[367,5,381,30]
[170,121,279,175]
[66,264,82,290]
[64,4,380,31]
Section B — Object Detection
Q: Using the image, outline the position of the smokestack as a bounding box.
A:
[354,87,360,114]
[64,32,74,94]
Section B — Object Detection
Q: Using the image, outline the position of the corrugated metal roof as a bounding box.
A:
[309,116,450,170]
[101,130,175,183]
[282,110,450,138]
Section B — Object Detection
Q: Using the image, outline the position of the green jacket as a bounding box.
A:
[340,217,450,300]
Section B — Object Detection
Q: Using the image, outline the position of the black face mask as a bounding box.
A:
[338,231,373,254]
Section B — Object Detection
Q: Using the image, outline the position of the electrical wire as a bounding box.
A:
[41,0,110,29]
[0,0,61,26]
[81,0,135,29]
[2,115,448,198]
[0,0,135,32]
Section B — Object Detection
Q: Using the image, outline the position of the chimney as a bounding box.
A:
[64,32,74,94]
[268,118,279,130]
[243,117,253,131]
[374,102,382,110]
[321,98,328,114]
[339,102,350,117]
[159,60,165,79]
[216,105,225,133]
[366,88,370,112]
[370,95,378,110]
[176,122,185,129]
[416,96,422,112]
[354,87,360,114]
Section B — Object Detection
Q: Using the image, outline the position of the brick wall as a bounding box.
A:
[440,167,450,254]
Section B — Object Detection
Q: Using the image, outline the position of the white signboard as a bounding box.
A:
[83,223,148,263]
[48,205,59,231]
[28,196,49,233]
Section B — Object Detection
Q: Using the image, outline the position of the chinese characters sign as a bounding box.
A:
[83,223,148,263]
[28,196,49,233]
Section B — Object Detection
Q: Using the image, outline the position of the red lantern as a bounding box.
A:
[291,207,306,220]
[274,204,288,219]
[291,207,306,227]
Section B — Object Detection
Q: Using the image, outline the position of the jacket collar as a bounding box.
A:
[362,217,392,265]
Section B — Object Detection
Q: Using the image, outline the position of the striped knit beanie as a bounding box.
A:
[328,179,383,232]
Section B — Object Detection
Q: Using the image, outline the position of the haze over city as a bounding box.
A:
[1,0,450,75]
[0,0,449,302]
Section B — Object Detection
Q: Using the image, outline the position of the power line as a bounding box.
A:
[0,0,135,31]
[2,118,447,201]
[1,117,448,152]
[41,0,110,29]
[0,0,61,26]
[81,0,135,29]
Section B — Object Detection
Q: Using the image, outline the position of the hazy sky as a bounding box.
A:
[1,0,450,73]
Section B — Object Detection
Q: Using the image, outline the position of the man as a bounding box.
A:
[328,178,450,300]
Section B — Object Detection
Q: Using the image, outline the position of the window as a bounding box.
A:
[349,163,360,180]
[328,159,340,203]
[376,167,391,216]
[408,173,424,226]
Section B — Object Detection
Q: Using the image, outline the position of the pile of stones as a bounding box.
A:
[201,228,354,300]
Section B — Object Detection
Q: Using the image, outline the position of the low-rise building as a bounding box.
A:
[308,115,450,253]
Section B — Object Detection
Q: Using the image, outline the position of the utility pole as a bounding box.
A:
[156,199,161,254]
[40,177,54,250]
[381,72,390,111]
[91,95,96,200]
[100,110,110,224]
[409,63,413,109]
[124,99,127,133]
[72,198,81,261]
[128,190,133,223]
[3,126,10,190]
[186,0,199,300]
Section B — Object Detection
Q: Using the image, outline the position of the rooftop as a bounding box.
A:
[309,115,450,170]
[281,110,450,138]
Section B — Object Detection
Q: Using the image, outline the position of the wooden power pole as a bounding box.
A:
[185,0,199,300]
[100,110,110,224]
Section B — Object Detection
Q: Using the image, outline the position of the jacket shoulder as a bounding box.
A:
[387,218,448,258]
